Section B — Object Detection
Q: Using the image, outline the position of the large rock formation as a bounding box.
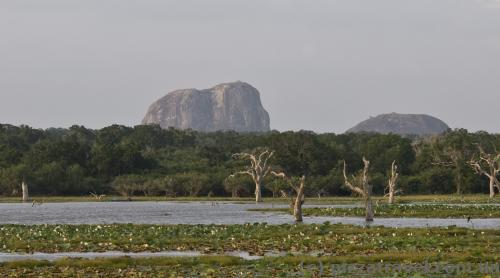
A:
[347,113,450,136]
[142,81,270,132]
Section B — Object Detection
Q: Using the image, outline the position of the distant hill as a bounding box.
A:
[142,81,270,132]
[346,113,450,136]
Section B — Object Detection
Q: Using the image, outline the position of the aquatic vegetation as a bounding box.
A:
[1,254,499,277]
[251,204,500,218]
[0,223,497,276]
[0,223,497,257]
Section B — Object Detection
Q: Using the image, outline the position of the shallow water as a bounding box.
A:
[0,251,201,262]
[0,251,277,262]
[0,201,498,228]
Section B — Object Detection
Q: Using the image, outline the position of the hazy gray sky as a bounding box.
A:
[1,0,499,133]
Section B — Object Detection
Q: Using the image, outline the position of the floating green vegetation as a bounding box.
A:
[1,254,499,277]
[0,224,498,258]
[251,204,500,218]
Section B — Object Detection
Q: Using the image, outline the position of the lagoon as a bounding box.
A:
[0,201,498,229]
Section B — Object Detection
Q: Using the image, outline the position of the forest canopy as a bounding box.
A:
[0,124,498,197]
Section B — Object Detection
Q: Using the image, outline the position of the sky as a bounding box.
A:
[1,0,499,133]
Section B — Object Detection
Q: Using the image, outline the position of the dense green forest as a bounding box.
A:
[0,124,498,197]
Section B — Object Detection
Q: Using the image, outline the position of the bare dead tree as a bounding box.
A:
[21,179,29,202]
[468,145,500,198]
[230,148,274,202]
[271,171,306,222]
[90,192,106,200]
[385,160,400,204]
[343,157,374,221]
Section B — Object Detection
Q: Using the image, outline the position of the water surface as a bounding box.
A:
[0,201,498,229]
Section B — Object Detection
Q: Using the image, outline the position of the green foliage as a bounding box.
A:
[269,131,334,176]
[112,175,146,197]
[174,173,211,197]
[0,164,28,195]
[224,175,252,197]
[359,134,415,174]
[266,177,288,198]
[0,124,498,197]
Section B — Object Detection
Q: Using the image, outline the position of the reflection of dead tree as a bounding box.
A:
[230,148,274,202]
[31,200,43,207]
[279,190,288,198]
[468,145,500,198]
[385,161,401,204]
[271,171,306,222]
[343,157,374,221]
[90,192,106,200]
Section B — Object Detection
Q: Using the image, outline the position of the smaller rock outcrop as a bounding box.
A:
[347,113,450,136]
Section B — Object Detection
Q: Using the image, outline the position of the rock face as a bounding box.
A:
[347,113,450,136]
[142,81,270,132]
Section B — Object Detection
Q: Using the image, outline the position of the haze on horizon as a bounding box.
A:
[1,0,499,134]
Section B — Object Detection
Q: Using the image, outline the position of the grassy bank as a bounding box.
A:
[250,204,500,218]
[0,194,498,204]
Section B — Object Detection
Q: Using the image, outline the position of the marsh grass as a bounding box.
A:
[251,203,500,218]
[1,253,498,277]
[0,223,497,257]
[0,195,498,276]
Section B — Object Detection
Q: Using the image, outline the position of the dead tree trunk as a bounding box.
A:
[292,176,306,222]
[21,180,29,202]
[468,145,499,198]
[343,157,374,221]
[386,160,399,205]
[489,178,497,199]
[254,176,262,202]
[364,185,374,221]
[365,192,374,221]
[231,149,274,203]
[272,172,306,222]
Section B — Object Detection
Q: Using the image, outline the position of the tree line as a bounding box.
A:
[0,124,498,198]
